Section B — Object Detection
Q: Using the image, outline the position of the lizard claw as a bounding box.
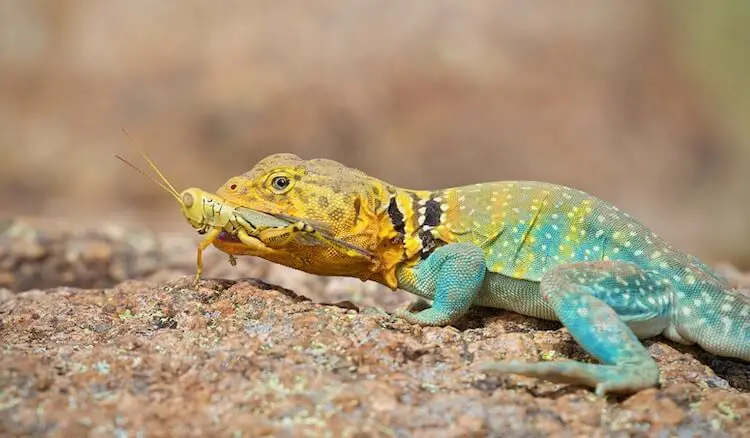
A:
[391,308,415,321]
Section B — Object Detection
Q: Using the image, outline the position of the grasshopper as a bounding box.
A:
[115,149,373,287]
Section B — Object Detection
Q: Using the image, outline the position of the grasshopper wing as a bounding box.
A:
[234,206,295,229]
[264,211,338,234]
[234,207,374,261]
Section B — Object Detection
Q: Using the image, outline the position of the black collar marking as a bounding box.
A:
[387,196,406,235]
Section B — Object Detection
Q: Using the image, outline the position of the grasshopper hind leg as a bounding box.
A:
[256,222,316,248]
[257,221,374,262]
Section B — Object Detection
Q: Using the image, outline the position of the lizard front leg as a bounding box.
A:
[484,261,670,396]
[393,243,487,326]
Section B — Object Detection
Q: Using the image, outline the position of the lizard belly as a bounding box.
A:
[395,260,554,320]
[475,271,556,320]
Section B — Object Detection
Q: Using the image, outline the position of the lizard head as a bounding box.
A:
[214,153,406,286]
[216,153,390,230]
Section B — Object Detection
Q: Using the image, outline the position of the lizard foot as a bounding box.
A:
[392,308,456,327]
[392,243,486,327]
[481,359,659,396]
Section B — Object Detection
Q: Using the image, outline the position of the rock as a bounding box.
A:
[0,221,748,436]
[0,274,748,437]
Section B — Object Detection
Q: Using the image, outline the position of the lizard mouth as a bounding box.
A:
[218,231,240,242]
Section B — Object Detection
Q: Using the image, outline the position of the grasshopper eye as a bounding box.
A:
[271,175,291,192]
[182,193,194,207]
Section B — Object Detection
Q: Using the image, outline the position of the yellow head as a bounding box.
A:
[214,153,407,286]
[216,154,390,246]
[178,187,217,233]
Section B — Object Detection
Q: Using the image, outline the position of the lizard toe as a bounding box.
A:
[481,359,660,395]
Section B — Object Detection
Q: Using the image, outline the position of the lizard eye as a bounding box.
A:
[270,175,291,192]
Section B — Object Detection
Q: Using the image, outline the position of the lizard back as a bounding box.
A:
[424,181,720,284]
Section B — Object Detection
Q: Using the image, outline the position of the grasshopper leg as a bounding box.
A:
[236,229,288,257]
[256,222,315,248]
[195,227,221,287]
[256,222,371,261]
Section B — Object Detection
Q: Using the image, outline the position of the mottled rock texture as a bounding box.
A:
[1,222,748,437]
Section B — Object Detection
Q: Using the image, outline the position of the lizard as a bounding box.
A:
[209,153,750,396]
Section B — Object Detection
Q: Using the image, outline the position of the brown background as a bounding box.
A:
[2,1,750,265]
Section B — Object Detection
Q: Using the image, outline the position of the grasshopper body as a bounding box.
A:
[175,186,298,285]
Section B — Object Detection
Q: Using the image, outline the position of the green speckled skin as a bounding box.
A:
[218,154,750,396]
[391,181,750,395]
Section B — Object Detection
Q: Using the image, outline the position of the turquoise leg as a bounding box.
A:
[393,243,486,326]
[484,261,671,396]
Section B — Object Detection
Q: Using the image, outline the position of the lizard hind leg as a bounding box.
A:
[484,261,671,396]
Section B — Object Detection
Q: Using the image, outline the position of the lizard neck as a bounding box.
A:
[369,185,449,289]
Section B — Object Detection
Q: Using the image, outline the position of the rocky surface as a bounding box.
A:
[1,222,749,437]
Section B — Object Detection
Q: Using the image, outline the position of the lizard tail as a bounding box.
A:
[676,284,750,362]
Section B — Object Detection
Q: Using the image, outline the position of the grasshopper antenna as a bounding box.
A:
[115,154,182,203]
[120,128,182,197]
[117,128,182,203]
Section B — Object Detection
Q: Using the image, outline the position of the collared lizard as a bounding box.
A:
[210,153,750,396]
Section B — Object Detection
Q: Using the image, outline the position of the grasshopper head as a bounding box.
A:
[179,188,210,232]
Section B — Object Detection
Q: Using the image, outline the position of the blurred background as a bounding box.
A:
[2,0,750,266]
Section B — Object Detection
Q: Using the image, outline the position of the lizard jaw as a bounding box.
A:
[218,231,240,242]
